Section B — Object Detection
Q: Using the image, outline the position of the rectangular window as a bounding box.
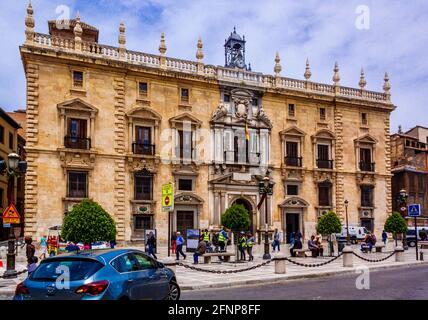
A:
[180,88,189,103]
[68,171,88,198]
[288,104,295,117]
[134,126,153,155]
[286,185,298,196]
[135,174,153,201]
[317,144,329,160]
[0,126,4,144]
[178,179,193,191]
[73,71,84,88]
[361,112,368,125]
[361,186,373,207]
[0,188,3,208]
[66,118,88,149]
[320,108,326,121]
[223,94,230,102]
[138,82,148,97]
[8,132,13,150]
[318,184,331,206]
[252,98,258,106]
[285,141,300,166]
[178,130,193,159]
[134,216,152,230]
[359,147,372,171]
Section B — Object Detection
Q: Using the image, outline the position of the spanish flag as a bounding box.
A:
[245,122,250,141]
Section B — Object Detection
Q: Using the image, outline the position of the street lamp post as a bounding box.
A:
[398,188,408,250]
[344,200,350,245]
[259,170,274,260]
[1,153,27,279]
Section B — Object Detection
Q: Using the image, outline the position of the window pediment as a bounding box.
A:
[57,98,98,116]
[174,192,204,205]
[169,112,202,127]
[312,129,335,140]
[354,134,378,145]
[127,106,162,121]
[279,196,309,208]
[280,126,306,137]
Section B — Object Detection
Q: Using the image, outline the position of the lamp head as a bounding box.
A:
[7,153,20,170]
[344,200,349,206]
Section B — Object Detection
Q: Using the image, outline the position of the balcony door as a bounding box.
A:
[317,144,331,169]
[135,126,153,155]
[360,148,373,171]
[67,118,88,149]
[286,141,300,166]
[178,130,193,160]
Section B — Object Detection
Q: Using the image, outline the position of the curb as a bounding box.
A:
[179,260,428,291]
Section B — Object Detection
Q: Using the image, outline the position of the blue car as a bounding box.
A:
[14,249,180,300]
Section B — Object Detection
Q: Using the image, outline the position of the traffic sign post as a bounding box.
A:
[408,204,421,261]
[162,183,174,257]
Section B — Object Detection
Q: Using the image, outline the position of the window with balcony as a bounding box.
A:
[318,182,331,207]
[0,126,4,144]
[285,141,301,167]
[288,104,295,117]
[180,88,190,104]
[138,82,148,98]
[133,126,154,156]
[178,129,193,160]
[359,147,374,172]
[135,170,153,201]
[361,112,368,126]
[65,118,90,149]
[319,108,326,121]
[68,171,88,198]
[317,144,333,169]
[361,185,373,207]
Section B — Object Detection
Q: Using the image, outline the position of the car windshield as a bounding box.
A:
[30,258,103,282]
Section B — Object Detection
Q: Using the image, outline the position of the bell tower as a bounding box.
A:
[224,27,247,69]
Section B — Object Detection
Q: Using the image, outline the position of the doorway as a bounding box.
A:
[176,210,194,239]
[285,213,300,244]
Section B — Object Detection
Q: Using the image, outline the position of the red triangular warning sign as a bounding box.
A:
[2,203,20,224]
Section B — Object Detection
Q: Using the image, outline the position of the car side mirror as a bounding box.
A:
[157,262,165,269]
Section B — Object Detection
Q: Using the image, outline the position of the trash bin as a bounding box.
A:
[338,238,346,253]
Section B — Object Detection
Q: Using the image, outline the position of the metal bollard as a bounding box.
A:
[274,256,286,274]
[395,246,405,262]
[420,251,424,261]
[342,246,354,267]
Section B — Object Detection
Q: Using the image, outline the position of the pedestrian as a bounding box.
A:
[193,236,206,264]
[39,234,47,260]
[175,231,186,261]
[146,231,157,260]
[218,226,228,253]
[83,242,91,250]
[297,231,302,241]
[171,232,177,254]
[28,256,38,275]
[290,235,302,257]
[25,236,36,265]
[382,230,388,245]
[308,235,320,257]
[315,235,324,257]
[65,242,80,253]
[238,231,246,261]
[246,232,255,261]
[211,232,219,252]
[203,229,210,245]
[110,239,116,249]
[272,229,280,252]
[419,228,427,241]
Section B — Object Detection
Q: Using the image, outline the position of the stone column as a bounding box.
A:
[128,120,133,153]
[60,111,65,148]
[90,114,96,149]
[214,191,220,226]
[395,246,405,262]
[154,121,159,156]
[275,255,286,274]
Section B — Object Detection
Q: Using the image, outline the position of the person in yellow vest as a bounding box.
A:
[218,226,228,253]
[203,229,210,245]
[246,232,255,261]
[238,231,247,261]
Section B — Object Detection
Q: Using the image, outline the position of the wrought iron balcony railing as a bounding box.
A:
[359,162,375,172]
[316,159,334,169]
[64,136,91,150]
[133,143,155,156]
[285,156,302,167]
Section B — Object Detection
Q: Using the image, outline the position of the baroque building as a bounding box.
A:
[21,4,396,244]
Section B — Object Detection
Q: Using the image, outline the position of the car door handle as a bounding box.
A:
[127,279,134,283]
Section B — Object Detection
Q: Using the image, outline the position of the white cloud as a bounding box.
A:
[1,0,427,132]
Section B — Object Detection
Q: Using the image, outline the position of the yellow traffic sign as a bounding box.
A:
[2,203,20,225]
[162,182,174,212]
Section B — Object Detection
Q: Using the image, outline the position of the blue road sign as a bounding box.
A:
[408,204,421,217]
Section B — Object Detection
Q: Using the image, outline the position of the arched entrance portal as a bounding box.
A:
[232,198,254,234]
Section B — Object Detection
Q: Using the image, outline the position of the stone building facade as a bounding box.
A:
[20,4,396,244]
[391,126,428,226]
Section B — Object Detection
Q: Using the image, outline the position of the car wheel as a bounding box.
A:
[408,241,416,248]
[165,281,180,300]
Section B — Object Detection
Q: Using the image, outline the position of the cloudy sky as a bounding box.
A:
[1,0,427,133]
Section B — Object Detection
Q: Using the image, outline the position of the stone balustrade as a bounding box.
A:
[28,33,390,103]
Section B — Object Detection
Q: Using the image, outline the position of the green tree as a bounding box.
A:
[384,211,408,246]
[61,199,117,244]
[221,204,250,232]
[316,211,342,256]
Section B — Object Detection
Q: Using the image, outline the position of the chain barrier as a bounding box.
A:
[275,253,343,267]
[0,269,28,280]
[177,260,273,274]
[352,250,396,263]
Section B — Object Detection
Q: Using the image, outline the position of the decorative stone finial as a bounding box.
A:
[25,0,35,43]
[274,52,282,77]
[159,32,167,55]
[304,58,312,80]
[118,22,126,48]
[196,37,204,61]
[73,12,83,51]
[359,68,367,89]
[398,125,403,134]
[332,62,340,85]
[383,72,391,94]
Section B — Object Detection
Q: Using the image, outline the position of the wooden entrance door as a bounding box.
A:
[176,211,194,239]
